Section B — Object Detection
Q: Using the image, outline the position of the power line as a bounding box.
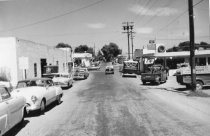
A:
[156,0,205,34]
[132,0,153,22]
[139,0,175,27]
[0,0,105,33]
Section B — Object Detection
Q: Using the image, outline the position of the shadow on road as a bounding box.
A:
[4,120,29,136]
[26,101,63,117]
[122,75,137,78]
[62,85,73,90]
[172,87,210,97]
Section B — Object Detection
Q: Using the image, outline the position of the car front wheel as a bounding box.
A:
[40,100,45,114]
[57,95,61,104]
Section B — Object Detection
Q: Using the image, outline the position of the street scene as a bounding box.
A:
[0,0,210,136]
[3,64,210,136]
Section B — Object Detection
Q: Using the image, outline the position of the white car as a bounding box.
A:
[52,73,73,88]
[12,78,63,114]
[0,85,26,135]
[73,67,89,80]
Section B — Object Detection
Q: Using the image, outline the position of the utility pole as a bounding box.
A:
[130,25,135,59]
[94,43,96,57]
[188,0,196,91]
[122,22,134,60]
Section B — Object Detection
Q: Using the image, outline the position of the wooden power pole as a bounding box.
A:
[188,0,196,91]
[122,22,135,60]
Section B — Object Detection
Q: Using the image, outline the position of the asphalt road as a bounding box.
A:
[4,66,210,136]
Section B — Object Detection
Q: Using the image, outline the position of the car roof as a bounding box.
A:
[106,65,113,67]
[18,78,52,82]
[51,73,69,75]
[124,60,138,63]
[0,84,6,88]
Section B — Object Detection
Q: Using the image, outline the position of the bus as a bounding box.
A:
[122,60,139,77]
[176,54,210,90]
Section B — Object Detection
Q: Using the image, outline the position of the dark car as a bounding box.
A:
[105,65,114,74]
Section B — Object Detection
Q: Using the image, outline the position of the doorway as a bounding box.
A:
[40,59,47,77]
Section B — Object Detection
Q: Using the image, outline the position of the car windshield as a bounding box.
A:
[17,80,37,88]
[61,75,69,78]
[149,66,162,73]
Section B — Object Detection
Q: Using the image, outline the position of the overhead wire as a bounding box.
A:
[133,0,154,22]
[139,0,174,27]
[156,0,205,34]
[0,0,105,33]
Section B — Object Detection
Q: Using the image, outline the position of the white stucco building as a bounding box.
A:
[0,37,72,86]
[73,53,92,67]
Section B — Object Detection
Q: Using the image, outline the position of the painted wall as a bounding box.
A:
[0,37,18,85]
[0,37,71,86]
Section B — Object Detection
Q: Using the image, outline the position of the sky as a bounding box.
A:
[0,0,209,54]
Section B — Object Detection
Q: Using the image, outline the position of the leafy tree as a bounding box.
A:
[56,43,71,48]
[95,50,103,61]
[74,45,94,55]
[101,42,122,62]
[167,41,210,52]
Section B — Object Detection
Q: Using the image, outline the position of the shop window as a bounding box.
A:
[195,57,206,66]
[34,63,37,77]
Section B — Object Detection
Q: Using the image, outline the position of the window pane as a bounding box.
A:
[17,82,27,88]
[0,87,10,100]
[34,63,37,77]
[195,58,206,66]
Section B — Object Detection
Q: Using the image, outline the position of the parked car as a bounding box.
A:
[12,78,63,114]
[73,67,89,79]
[79,68,89,78]
[0,85,26,135]
[141,64,168,85]
[87,64,100,70]
[52,73,73,88]
[105,65,114,74]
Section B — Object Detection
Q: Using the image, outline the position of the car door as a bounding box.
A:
[44,80,56,105]
[1,87,23,129]
[0,87,9,135]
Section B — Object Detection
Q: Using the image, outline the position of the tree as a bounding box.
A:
[101,43,122,62]
[74,45,94,55]
[167,41,210,52]
[95,50,103,61]
[56,43,71,48]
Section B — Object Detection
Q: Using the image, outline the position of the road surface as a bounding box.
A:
[5,66,210,136]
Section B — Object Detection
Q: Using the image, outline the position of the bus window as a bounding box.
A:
[208,57,210,65]
[195,57,206,66]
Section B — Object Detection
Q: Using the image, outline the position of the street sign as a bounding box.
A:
[19,57,29,70]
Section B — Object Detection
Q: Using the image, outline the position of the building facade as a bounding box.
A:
[0,37,71,86]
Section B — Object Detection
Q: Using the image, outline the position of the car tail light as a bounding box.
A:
[31,96,37,104]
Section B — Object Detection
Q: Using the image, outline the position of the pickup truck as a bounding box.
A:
[141,65,168,85]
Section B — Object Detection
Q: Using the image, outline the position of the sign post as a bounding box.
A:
[19,57,29,80]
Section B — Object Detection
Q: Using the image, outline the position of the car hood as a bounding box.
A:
[12,86,44,98]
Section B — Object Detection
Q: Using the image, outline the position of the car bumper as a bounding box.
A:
[74,75,85,79]
[26,103,40,112]
[105,71,114,74]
